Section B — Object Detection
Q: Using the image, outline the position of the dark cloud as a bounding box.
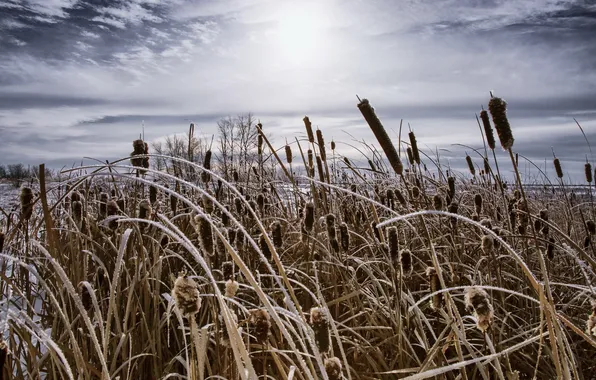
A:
[0,92,109,110]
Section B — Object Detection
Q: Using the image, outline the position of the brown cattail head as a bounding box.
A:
[408,131,420,165]
[474,194,483,214]
[587,220,596,235]
[357,98,403,175]
[487,97,514,150]
[406,147,415,165]
[309,307,330,353]
[304,202,315,232]
[465,287,494,332]
[0,232,5,252]
[480,110,496,150]
[285,145,293,164]
[194,215,214,256]
[149,184,157,204]
[99,192,108,218]
[138,199,151,220]
[447,176,455,202]
[72,200,83,226]
[586,163,593,183]
[339,222,350,251]
[271,221,283,248]
[433,194,443,210]
[20,187,34,220]
[325,357,342,380]
[303,116,315,143]
[387,226,398,262]
[395,189,407,206]
[249,308,271,343]
[257,134,263,155]
[316,129,327,162]
[553,158,563,179]
[233,169,239,182]
[330,140,336,150]
[173,273,201,317]
[202,150,212,183]
[78,281,93,311]
[411,186,420,199]
[466,155,475,176]
[426,267,443,310]
[481,235,494,254]
[400,249,412,276]
[259,233,271,260]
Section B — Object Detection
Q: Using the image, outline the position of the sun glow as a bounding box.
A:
[272,3,331,65]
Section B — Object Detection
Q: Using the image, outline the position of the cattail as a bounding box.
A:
[227,228,237,246]
[324,357,342,380]
[465,287,494,332]
[201,150,212,183]
[258,233,271,260]
[257,134,263,155]
[225,279,239,298]
[406,147,414,165]
[587,220,596,235]
[316,129,327,162]
[487,97,514,150]
[316,156,325,182]
[330,140,336,150]
[546,237,555,260]
[411,186,420,199]
[399,249,412,276]
[284,144,293,164]
[447,176,455,201]
[409,131,420,164]
[149,184,157,204]
[395,189,406,206]
[357,98,403,175]
[172,273,201,317]
[371,222,381,242]
[481,235,494,254]
[584,235,591,249]
[271,221,283,248]
[480,110,496,150]
[368,159,376,172]
[433,194,444,210]
[553,158,563,179]
[195,215,214,256]
[584,163,593,183]
[426,267,443,310]
[0,232,4,252]
[20,187,34,220]
[325,214,339,251]
[483,157,491,175]
[78,281,93,311]
[304,202,315,232]
[309,307,330,352]
[466,155,475,176]
[222,261,234,280]
[304,116,315,143]
[339,222,350,251]
[234,197,242,215]
[474,194,483,215]
[233,169,239,182]
[72,200,83,225]
[131,139,149,174]
[387,226,398,262]
[587,300,596,337]
[99,192,108,218]
[248,309,271,343]
[138,199,151,220]
[106,200,119,229]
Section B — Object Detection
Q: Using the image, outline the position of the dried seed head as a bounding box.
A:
[586,163,593,183]
[465,287,494,332]
[483,157,491,174]
[481,235,494,254]
[194,215,214,256]
[248,309,271,343]
[395,189,407,206]
[324,357,342,380]
[400,249,412,276]
[257,134,263,155]
[433,194,444,210]
[426,267,443,310]
[225,279,239,298]
[259,233,271,260]
[357,98,403,175]
[546,237,555,260]
[553,158,563,179]
[0,232,4,252]
[138,199,151,219]
[202,150,212,183]
[408,131,420,165]
[480,110,496,150]
[72,200,83,226]
[304,202,315,232]
[316,129,327,161]
[99,192,108,218]
[371,221,381,242]
[233,169,239,182]
[447,176,455,201]
[20,187,34,220]
[149,184,157,204]
[172,273,201,317]
[285,145,293,164]
[78,281,93,311]
[411,186,420,199]
[487,97,514,150]
[339,222,350,251]
[474,193,483,215]
[304,116,315,143]
[587,220,596,235]
[330,140,336,150]
[466,155,475,176]
[309,307,330,352]
[387,226,398,262]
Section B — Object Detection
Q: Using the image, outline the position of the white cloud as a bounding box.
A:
[91,16,127,29]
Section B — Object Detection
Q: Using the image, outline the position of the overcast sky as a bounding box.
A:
[1,0,595,181]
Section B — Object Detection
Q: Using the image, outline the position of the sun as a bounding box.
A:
[272,3,330,65]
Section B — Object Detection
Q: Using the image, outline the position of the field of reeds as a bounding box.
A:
[0,96,595,380]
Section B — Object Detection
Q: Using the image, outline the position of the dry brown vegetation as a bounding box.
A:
[0,96,595,379]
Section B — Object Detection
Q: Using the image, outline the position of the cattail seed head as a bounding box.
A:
[271,221,283,248]
[78,281,93,311]
[357,98,403,175]
[330,140,336,150]
[481,235,494,254]
[172,273,201,317]
[249,309,271,343]
[304,202,315,232]
[400,249,412,276]
[387,226,398,262]
[233,169,239,182]
[395,189,406,206]
[426,267,443,310]
[316,129,327,162]
[408,131,420,165]
[20,187,34,220]
[546,237,555,260]
[257,134,263,155]
[138,199,151,220]
[72,200,83,226]
[433,194,443,210]
[324,357,342,380]
[406,147,415,165]
[474,194,483,214]
[553,158,563,179]
[447,176,455,201]
[304,116,315,143]
[480,110,496,150]
[309,307,330,353]
[466,155,475,176]
[0,232,4,252]
[587,220,596,235]
[285,145,292,164]
[586,163,593,183]
[411,186,420,199]
[483,157,491,175]
[99,192,108,218]
[194,215,214,256]
[202,150,212,183]
[225,279,239,298]
[259,233,271,260]
[339,222,350,251]
[149,184,157,204]
[487,97,514,150]
[371,222,381,242]
[465,287,494,332]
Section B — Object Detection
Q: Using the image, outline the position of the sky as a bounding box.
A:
[1,0,595,181]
